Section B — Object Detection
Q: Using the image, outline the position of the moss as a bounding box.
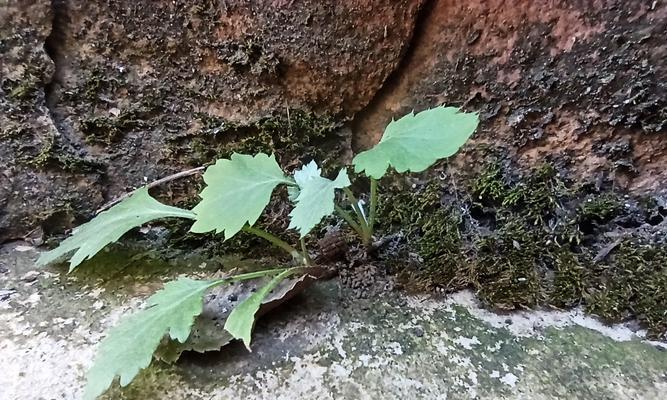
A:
[549,249,589,308]
[75,66,124,102]
[25,132,55,168]
[471,164,508,205]
[8,76,39,100]
[168,110,345,173]
[585,239,667,338]
[21,132,105,173]
[376,180,467,290]
[376,179,441,230]
[577,193,623,223]
[474,220,545,309]
[0,121,28,140]
[236,110,343,171]
[500,163,567,225]
[214,37,281,76]
[409,209,468,290]
[376,157,666,337]
[2,66,42,102]
[471,161,568,225]
[81,109,148,144]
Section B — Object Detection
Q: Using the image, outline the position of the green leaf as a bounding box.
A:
[36,187,195,271]
[224,268,298,349]
[190,153,291,239]
[288,161,350,237]
[352,106,479,179]
[83,278,223,400]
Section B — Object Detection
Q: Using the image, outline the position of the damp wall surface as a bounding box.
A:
[1,0,665,242]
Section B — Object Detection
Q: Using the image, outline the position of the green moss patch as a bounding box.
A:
[166,110,346,173]
[81,110,149,145]
[376,159,667,338]
[585,239,667,334]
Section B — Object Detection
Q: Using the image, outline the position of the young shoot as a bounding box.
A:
[36,105,479,399]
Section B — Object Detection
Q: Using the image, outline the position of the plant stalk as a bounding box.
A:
[242,225,305,264]
[342,187,372,245]
[343,188,367,225]
[334,204,365,238]
[96,166,205,214]
[300,238,312,266]
[221,267,293,283]
[369,178,378,236]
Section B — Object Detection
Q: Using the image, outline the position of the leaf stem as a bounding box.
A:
[215,267,292,285]
[343,188,366,225]
[369,178,378,236]
[300,238,312,266]
[96,166,205,214]
[334,204,365,238]
[241,225,305,264]
[342,188,372,246]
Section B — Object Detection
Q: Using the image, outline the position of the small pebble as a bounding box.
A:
[0,288,16,301]
[21,271,40,282]
[413,327,425,337]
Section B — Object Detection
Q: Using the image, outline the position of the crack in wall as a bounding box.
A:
[41,0,106,173]
[349,0,435,151]
[43,0,68,126]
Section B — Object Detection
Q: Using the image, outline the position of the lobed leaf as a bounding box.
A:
[352,106,479,179]
[190,153,291,239]
[288,161,350,237]
[224,268,299,349]
[154,269,325,362]
[36,187,195,271]
[83,278,224,400]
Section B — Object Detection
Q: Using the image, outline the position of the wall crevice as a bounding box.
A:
[349,0,435,151]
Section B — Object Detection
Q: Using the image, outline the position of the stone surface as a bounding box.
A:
[2,242,666,399]
[0,0,105,242]
[3,0,667,242]
[0,0,423,242]
[354,0,667,193]
[2,0,667,242]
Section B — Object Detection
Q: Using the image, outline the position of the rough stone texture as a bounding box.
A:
[1,0,666,241]
[354,0,667,193]
[0,0,423,242]
[1,243,666,399]
[0,0,105,242]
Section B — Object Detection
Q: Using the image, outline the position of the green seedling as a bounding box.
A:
[37,106,478,399]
